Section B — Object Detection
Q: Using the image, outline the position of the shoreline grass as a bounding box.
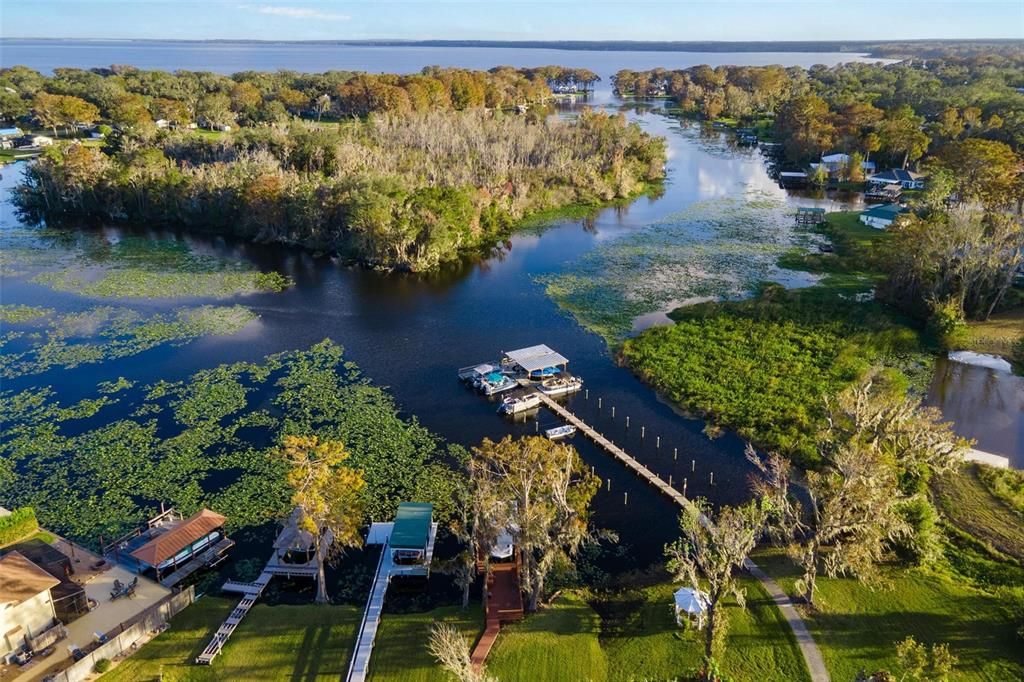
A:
[752,548,1023,681]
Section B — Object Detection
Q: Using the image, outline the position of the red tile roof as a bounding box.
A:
[129,509,225,566]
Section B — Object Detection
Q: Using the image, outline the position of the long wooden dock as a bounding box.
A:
[534,392,691,508]
[533,391,830,682]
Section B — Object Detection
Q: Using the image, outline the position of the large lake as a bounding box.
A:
[0,39,894,76]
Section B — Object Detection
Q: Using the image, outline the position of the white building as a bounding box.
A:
[0,551,60,660]
[859,203,907,230]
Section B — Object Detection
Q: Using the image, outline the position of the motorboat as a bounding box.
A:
[538,375,583,397]
[498,393,542,415]
[544,425,577,440]
[476,372,518,396]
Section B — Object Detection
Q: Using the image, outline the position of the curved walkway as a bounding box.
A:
[744,560,829,682]
[535,392,830,682]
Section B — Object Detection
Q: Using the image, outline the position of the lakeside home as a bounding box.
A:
[859,203,908,229]
[0,552,61,663]
[868,168,926,189]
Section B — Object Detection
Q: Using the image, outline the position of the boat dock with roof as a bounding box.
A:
[346,503,438,682]
[460,344,582,407]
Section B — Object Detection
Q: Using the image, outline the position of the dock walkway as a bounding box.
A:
[196,567,273,664]
[346,544,393,682]
[533,391,830,682]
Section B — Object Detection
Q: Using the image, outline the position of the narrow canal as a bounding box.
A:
[0,100,858,572]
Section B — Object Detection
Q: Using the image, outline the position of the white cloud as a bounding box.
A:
[243,5,351,21]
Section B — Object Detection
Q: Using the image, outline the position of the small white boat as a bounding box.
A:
[538,375,583,397]
[498,394,542,415]
[545,425,577,440]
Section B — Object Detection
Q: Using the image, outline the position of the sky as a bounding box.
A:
[1,1,1022,42]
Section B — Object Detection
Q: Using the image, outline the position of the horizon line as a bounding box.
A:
[1,36,1016,45]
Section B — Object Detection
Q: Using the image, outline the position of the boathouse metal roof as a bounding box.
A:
[130,508,226,566]
[505,344,569,372]
[389,503,433,550]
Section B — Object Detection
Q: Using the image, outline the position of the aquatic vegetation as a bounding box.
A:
[0,340,459,545]
[623,284,930,464]
[0,304,53,323]
[0,304,257,379]
[97,377,135,394]
[1,228,293,299]
[542,194,822,343]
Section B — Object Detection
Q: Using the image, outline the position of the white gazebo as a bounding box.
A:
[674,587,709,628]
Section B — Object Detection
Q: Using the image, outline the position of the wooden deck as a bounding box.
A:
[470,551,524,666]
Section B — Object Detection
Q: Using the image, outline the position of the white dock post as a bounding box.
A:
[641,426,645,438]
[611,406,615,418]
[624,492,628,506]
[692,459,696,472]
[683,478,687,496]
[669,474,673,487]
[674,448,678,460]
[656,436,660,448]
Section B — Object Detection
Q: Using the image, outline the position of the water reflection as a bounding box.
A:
[928,356,1024,468]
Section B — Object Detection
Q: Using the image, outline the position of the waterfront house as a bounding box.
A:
[868,168,926,190]
[0,551,60,661]
[0,127,22,141]
[810,153,876,177]
[859,203,908,230]
[13,134,53,149]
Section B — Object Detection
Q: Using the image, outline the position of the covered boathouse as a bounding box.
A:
[388,503,437,574]
[125,508,234,586]
[503,344,570,380]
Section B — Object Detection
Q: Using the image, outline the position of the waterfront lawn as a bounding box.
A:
[778,210,892,296]
[957,308,1024,362]
[933,464,1024,563]
[101,597,361,681]
[368,604,483,682]
[600,578,811,682]
[488,593,608,682]
[753,549,1024,681]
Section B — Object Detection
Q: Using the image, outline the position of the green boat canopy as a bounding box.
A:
[390,503,433,550]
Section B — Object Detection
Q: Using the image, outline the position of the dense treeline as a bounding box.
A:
[0,64,598,130]
[612,55,1024,167]
[16,109,665,270]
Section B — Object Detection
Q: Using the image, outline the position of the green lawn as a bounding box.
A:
[601,579,811,682]
[369,604,483,682]
[933,464,1024,563]
[100,580,811,682]
[488,593,609,682]
[101,597,361,681]
[958,308,1024,361]
[753,549,1023,681]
